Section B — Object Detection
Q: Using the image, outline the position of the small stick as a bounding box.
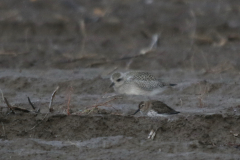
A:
[4,97,15,114]
[149,34,159,49]
[11,106,30,113]
[67,86,73,115]
[49,86,59,112]
[1,122,5,137]
[3,97,34,113]
[77,96,122,115]
[28,97,35,110]
[91,96,122,108]
[140,34,159,55]
[29,113,49,131]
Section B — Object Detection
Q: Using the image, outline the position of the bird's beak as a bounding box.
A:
[132,109,140,115]
[109,83,115,88]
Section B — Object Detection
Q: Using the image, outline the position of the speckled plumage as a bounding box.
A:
[133,100,180,117]
[110,71,175,95]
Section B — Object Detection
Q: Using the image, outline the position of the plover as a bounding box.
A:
[133,100,180,117]
[110,71,176,96]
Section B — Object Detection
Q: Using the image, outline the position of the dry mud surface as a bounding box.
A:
[0,0,240,159]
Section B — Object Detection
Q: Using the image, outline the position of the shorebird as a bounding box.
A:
[133,100,180,117]
[110,71,176,96]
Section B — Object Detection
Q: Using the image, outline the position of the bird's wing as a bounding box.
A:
[125,72,154,80]
[151,101,178,114]
[128,72,163,90]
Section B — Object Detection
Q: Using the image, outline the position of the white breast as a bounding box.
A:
[147,110,167,117]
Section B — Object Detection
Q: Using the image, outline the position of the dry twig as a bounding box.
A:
[28,97,35,110]
[67,86,73,115]
[4,97,36,113]
[140,34,159,55]
[4,97,15,114]
[86,34,160,67]
[11,106,30,113]
[49,86,60,112]
[29,113,49,131]
[80,96,122,115]
[91,96,122,108]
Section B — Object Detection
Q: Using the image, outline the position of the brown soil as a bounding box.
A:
[0,0,240,159]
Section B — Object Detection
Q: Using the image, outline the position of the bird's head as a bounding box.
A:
[110,72,125,88]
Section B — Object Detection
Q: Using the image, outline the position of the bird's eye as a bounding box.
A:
[140,104,145,108]
[116,78,122,82]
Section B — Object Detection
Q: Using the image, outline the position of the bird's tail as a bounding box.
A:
[171,111,180,114]
[162,82,177,87]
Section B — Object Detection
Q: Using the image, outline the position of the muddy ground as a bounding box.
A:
[0,0,240,159]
